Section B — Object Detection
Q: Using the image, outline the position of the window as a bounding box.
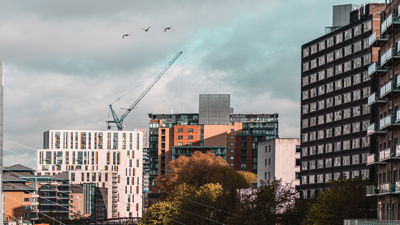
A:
[318,54,325,66]
[310,102,317,112]
[318,115,325,125]
[335,48,343,60]
[178,128,183,133]
[318,144,324,154]
[327,36,334,48]
[311,44,318,54]
[335,79,343,90]
[327,52,334,63]
[334,110,342,121]
[334,142,342,152]
[317,160,324,169]
[326,82,334,93]
[318,70,326,81]
[302,90,309,100]
[311,59,317,69]
[363,53,371,65]
[335,95,342,105]
[310,88,317,98]
[344,29,352,40]
[353,122,360,133]
[318,100,325,110]
[334,126,342,136]
[326,143,333,153]
[326,128,333,138]
[325,173,332,182]
[318,130,324,140]
[302,119,308,128]
[344,76,352,88]
[353,106,361,117]
[352,155,360,165]
[188,128,193,132]
[353,89,361,101]
[302,105,309,115]
[310,117,316,127]
[335,64,342,75]
[344,61,351,72]
[353,74,361,84]
[310,146,316,155]
[334,157,341,167]
[326,98,333,108]
[343,108,351,119]
[188,135,193,140]
[318,85,325,95]
[336,33,343,44]
[310,73,317,83]
[302,76,309,86]
[303,47,310,58]
[327,67,334,78]
[178,135,183,140]
[343,92,352,104]
[326,113,333,123]
[344,45,352,56]
[319,40,325,51]
[343,140,351,150]
[343,124,351,135]
[352,138,360,149]
[24,198,30,202]
[343,156,350,166]
[363,20,372,32]
[354,41,362,52]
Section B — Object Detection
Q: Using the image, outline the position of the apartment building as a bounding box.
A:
[257,138,300,187]
[365,0,400,220]
[36,129,145,218]
[3,164,70,224]
[148,94,278,190]
[300,3,384,198]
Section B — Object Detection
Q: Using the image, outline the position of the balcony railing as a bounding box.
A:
[366,185,378,196]
[379,148,392,161]
[380,81,393,98]
[367,154,378,165]
[368,62,387,77]
[379,115,392,130]
[368,92,387,106]
[381,48,393,67]
[382,13,400,35]
[366,183,400,196]
[368,31,388,47]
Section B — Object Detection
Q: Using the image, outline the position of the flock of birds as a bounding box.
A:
[122,26,173,39]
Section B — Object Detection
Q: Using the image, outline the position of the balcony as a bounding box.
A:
[368,31,388,47]
[379,115,392,130]
[368,62,387,78]
[367,123,386,136]
[380,47,400,68]
[366,183,400,196]
[366,185,378,196]
[368,92,387,106]
[381,13,400,35]
[367,154,379,165]
[379,148,393,162]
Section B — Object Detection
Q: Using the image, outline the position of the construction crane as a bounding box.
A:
[107,51,183,130]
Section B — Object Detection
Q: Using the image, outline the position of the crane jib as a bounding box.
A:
[107,51,183,130]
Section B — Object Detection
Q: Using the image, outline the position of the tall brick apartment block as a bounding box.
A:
[365,0,400,220]
[300,4,384,199]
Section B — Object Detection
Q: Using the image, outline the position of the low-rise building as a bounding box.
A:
[257,138,300,187]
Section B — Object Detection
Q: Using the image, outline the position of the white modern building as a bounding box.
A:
[36,129,146,218]
[257,138,300,187]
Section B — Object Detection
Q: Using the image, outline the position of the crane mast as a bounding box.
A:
[107,51,183,130]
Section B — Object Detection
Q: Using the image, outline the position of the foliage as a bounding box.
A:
[227,180,297,225]
[140,201,178,225]
[237,170,257,184]
[302,176,376,225]
[155,151,249,194]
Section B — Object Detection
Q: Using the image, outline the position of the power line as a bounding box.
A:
[4,194,66,225]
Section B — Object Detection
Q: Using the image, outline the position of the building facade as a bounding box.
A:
[257,138,300,187]
[148,94,278,190]
[3,164,70,224]
[36,129,144,218]
[365,0,400,221]
[300,4,384,198]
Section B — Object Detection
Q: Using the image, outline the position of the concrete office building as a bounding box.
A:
[257,138,300,187]
[148,94,278,190]
[36,129,145,218]
[300,3,384,198]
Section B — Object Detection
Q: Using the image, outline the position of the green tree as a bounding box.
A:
[237,171,257,184]
[227,180,297,225]
[302,176,376,225]
[140,201,178,225]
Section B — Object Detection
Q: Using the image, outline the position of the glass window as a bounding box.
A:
[302,133,308,142]
[353,106,361,117]
[335,79,343,90]
[363,20,372,32]
[334,142,342,152]
[310,73,317,83]
[352,155,360,165]
[325,173,332,182]
[343,92,352,104]
[318,144,324,154]
[318,115,325,125]
[353,73,361,84]
[334,126,342,136]
[303,62,309,73]
[317,174,324,183]
[311,44,318,55]
[327,52,334,63]
[326,97,333,108]
[343,156,351,166]
[343,140,351,150]
[327,36,334,48]
[352,138,360,149]
[302,76,309,87]
[326,113,333,123]
[344,29,352,40]
[303,47,310,58]
[318,70,326,81]
[317,160,324,169]
[334,110,342,121]
[318,130,324,140]
[318,85,325,95]
[326,128,333,138]
[310,88,317,98]
[326,143,333,153]
[362,136,370,147]
[344,61,352,72]
[326,82,334,93]
[327,67,334,78]
[302,105,309,115]
[319,55,325,66]
[302,119,308,128]
[310,117,316,127]
[344,45,352,56]
[343,108,351,119]
[335,48,343,59]
[310,146,316,155]
[336,33,343,44]
[353,89,361,101]
[310,132,316,141]
[334,157,341,167]
[310,102,317,112]
[302,148,308,157]
[343,124,351,135]
[352,122,360,133]
[309,160,316,170]
[353,57,362,69]
[344,76,352,88]
[354,41,362,52]
[318,100,325,110]
[319,40,325,51]
[302,90,309,100]
[363,53,371,65]
[335,64,342,75]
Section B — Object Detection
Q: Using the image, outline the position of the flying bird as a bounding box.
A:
[122,33,129,39]
[164,27,173,32]
[142,26,151,32]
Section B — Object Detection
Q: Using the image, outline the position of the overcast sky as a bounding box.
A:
[0,0,385,167]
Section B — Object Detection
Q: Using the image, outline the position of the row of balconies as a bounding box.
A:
[367,145,400,165]
[381,13,400,36]
[366,182,400,196]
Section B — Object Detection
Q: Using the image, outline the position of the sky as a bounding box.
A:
[0,0,386,167]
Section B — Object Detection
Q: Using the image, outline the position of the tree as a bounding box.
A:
[237,171,257,184]
[302,176,376,225]
[227,180,297,225]
[140,201,178,225]
[155,151,249,193]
